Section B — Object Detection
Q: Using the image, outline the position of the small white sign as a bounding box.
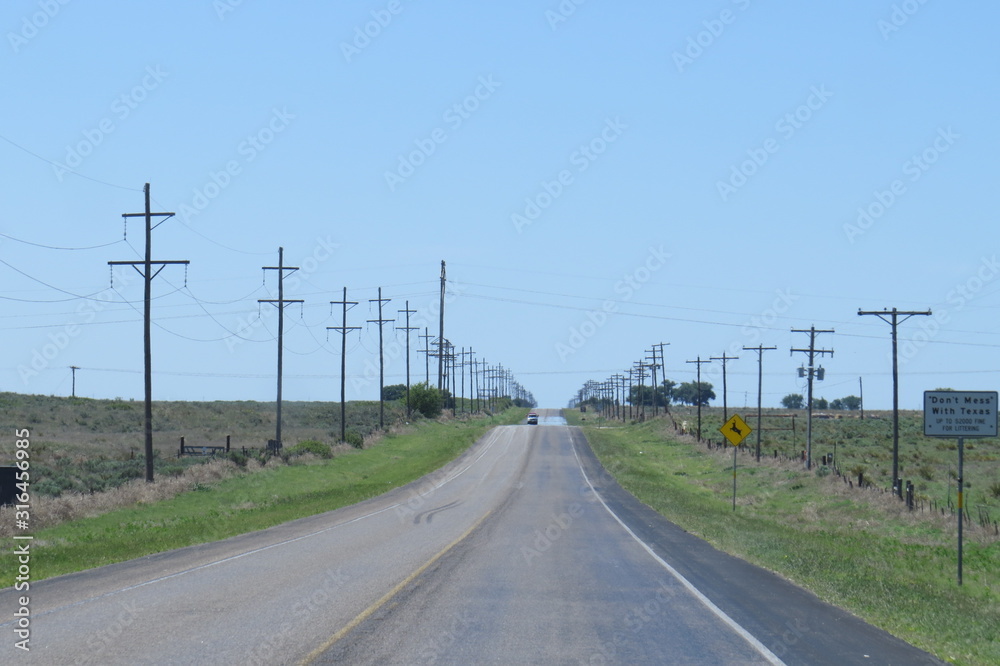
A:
[923,391,998,438]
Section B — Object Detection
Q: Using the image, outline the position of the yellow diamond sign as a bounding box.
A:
[720,414,751,446]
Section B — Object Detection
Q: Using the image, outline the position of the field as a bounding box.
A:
[0,392,410,497]
[590,404,1000,525]
[567,407,1000,666]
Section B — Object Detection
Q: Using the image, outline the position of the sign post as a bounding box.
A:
[923,390,998,585]
[720,414,752,511]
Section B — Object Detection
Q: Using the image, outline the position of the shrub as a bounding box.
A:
[344,431,364,449]
[288,440,332,459]
[409,382,443,419]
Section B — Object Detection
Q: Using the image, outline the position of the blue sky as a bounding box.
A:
[2,1,998,410]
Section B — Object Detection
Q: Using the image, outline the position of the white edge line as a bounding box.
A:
[569,431,787,666]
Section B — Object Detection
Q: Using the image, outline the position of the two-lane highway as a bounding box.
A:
[1,410,943,664]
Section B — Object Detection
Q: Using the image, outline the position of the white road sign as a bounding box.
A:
[923,391,998,438]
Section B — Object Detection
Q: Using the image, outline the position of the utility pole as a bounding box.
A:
[438,260,446,391]
[259,247,303,451]
[418,327,432,385]
[791,326,834,470]
[859,376,865,420]
[652,342,669,415]
[368,288,393,430]
[634,360,647,421]
[328,288,360,443]
[69,366,80,398]
[858,307,932,496]
[710,352,739,422]
[109,183,189,483]
[743,345,777,462]
[396,301,418,418]
[645,348,660,417]
[686,357,711,441]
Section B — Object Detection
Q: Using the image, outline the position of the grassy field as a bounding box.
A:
[0,395,525,582]
[566,408,999,666]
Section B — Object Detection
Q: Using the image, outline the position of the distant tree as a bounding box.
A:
[674,381,714,406]
[409,383,442,418]
[811,397,829,410]
[781,393,804,409]
[381,384,407,401]
[831,395,862,411]
[658,379,677,406]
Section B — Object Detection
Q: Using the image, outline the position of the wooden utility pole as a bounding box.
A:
[110,183,188,482]
[710,352,739,422]
[396,301,418,418]
[437,260,446,390]
[418,327,432,385]
[368,288,393,429]
[328,288,360,443]
[791,326,834,470]
[742,345,777,462]
[858,307,931,496]
[69,365,80,398]
[685,357,711,441]
[259,247,303,450]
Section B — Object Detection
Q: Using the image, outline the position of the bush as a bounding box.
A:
[287,440,332,459]
[409,382,443,419]
[344,431,364,449]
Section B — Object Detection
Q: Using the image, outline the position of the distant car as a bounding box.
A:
[527,412,538,425]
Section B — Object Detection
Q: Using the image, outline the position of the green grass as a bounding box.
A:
[1,408,526,583]
[565,410,1000,666]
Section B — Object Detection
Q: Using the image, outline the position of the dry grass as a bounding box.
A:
[0,458,252,538]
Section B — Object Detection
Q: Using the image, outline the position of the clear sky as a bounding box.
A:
[2,1,998,411]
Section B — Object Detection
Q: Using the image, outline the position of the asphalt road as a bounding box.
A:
[1,410,944,664]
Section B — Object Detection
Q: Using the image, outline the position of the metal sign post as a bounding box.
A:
[923,390,997,585]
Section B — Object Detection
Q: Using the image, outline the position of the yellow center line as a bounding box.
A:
[299,508,494,665]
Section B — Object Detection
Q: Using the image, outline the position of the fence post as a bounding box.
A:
[226,435,231,452]
[180,436,185,455]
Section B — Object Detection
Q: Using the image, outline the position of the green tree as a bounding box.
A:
[812,397,829,410]
[781,393,804,409]
[381,384,408,401]
[674,381,714,406]
[409,383,442,418]
[839,395,862,410]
